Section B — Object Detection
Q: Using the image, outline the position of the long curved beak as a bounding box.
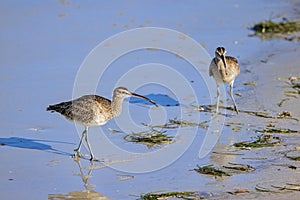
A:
[131,93,158,107]
[221,55,227,69]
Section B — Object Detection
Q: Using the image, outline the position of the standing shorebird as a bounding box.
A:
[209,47,240,114]
[47,87,158,161]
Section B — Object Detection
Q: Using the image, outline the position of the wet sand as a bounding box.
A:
[1,1,300,199]
[205,42,300,199]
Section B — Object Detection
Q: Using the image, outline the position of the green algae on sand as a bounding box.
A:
[256,128,300,134]
[140,191,199,200]
[194,164,231,177]
[249,19,300,41]
[234,135,281,148]
[251,20,300,34]
[124,131,174,148]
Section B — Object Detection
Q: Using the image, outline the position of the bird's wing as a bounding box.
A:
[69,95,110,121]
[227,56,238,64]
[209,60,215,76]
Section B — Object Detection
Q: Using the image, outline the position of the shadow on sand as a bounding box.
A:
[129,93,179,107]
[0,137,73,156]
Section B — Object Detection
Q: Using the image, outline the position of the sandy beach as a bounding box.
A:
[1,1,300,199]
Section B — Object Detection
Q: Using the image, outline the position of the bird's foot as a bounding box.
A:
[72,150,86,160]
[89,155,102,163]
[233,106,239,114]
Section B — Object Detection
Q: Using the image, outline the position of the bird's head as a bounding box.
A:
[114,87,132,98]
[114,87,158,107]
[215,47,227,69]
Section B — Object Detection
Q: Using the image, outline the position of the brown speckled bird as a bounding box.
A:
[209,47,240,114]
[47,87,158,161]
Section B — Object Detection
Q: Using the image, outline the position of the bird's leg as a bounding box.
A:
[73,128,87,158]
[216,84,220,114]
[84,127,99,162]
[229,82,239,114]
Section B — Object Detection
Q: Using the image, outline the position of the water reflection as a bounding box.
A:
[208,113,239,179]
[48,159,109,200]
[210,136,238,167]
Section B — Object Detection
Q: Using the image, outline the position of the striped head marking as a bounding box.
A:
[114,87,132,98]
[215,47,227,57]
[215,47,227,70]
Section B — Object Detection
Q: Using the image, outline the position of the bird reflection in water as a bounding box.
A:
[48,159,110,200]
[208,114,239,181]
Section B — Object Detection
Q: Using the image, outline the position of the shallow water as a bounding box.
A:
[1,1,300,199]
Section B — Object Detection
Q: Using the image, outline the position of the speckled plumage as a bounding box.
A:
[47,95,113,127]
[209,47,240,114]
[209,56,240,84]
[47,87,157,161]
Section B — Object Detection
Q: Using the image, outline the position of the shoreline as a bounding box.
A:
[207,21,300,198]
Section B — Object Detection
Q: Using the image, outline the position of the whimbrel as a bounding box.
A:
[47,87,158,161]
[209,47,240,114]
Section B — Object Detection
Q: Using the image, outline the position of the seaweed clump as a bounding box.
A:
[140,191,200,200]
[234,135,281,148]
[142,117,209,130]
[194,163,255,177]
[124,130,173,148]
[251,20,300,34]
[250,19,300,41]
[256,128,300,134]
[194,164,231,177]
